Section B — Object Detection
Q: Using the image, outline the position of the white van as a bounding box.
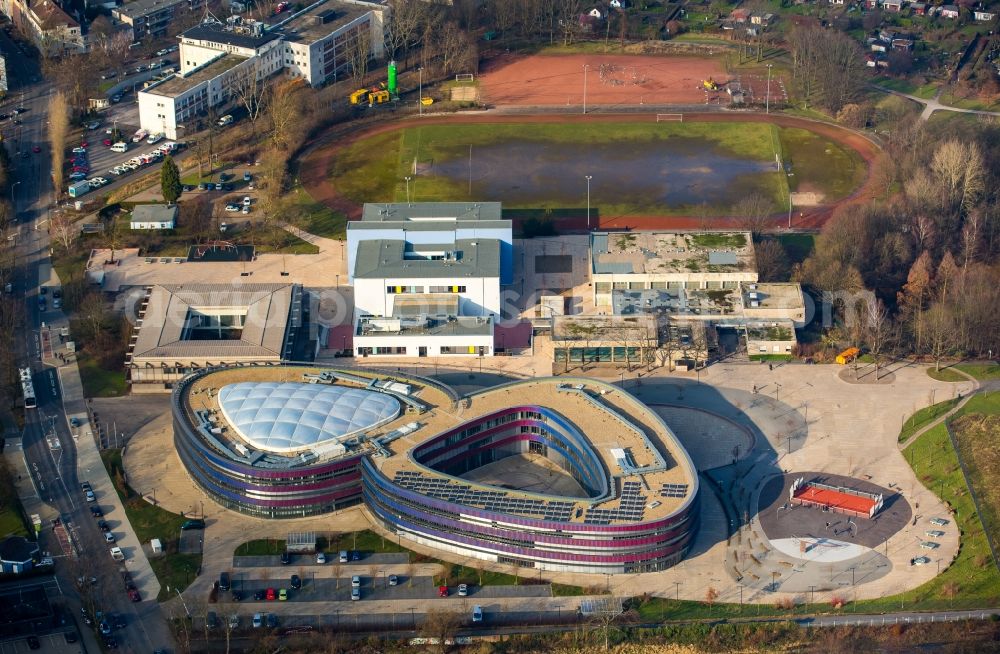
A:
[111,142,128,153]
[147,133,163,144]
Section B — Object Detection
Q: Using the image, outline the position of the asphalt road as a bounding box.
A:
[5,61,177,653]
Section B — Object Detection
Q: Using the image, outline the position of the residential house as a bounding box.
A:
[940,5,960,17]
[15,0,85,56]
[864,0,878,9]
[750,12,775,25]
[892,37,914,51]
[130,204,178,230]
[883,0,903,12]
[974,9,995,20]
[609,0,627,7]
[730,8,751,22]
[830,0,846,6]
[869,39,888,52]
[911,2,927,14]
[587,7,605,19]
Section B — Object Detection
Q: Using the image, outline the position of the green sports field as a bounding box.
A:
[330,121,865,218]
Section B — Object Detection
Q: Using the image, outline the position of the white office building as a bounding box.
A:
[136,0,386,139]
[349,203,511,359]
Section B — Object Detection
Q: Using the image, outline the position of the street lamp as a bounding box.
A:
[418,67,424,116]
[585,175,592,230]
[583,64,589,114]
[765,64,773,114]
[11,181,20,207]
[405,176,412,204]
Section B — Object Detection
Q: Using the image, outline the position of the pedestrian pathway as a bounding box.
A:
[898,367,979,450]
[872,85,1000,121]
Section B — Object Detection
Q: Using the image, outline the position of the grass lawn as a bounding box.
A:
[236,539,288,556]
[284,191,347,240]
[949,393,1000,551]
[954,363,1000,381]
[101,449,201,601]
[898,397,961,442]
[76,350,128,398]
[927,367,968,382]
[333,122,792,217]
[776,233,815,264]
[874,77,939,99]
[777,127,866,201]
[0,506,28,539]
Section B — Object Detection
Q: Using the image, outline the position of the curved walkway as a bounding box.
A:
[298,110,881,231]
[897,367,980,450]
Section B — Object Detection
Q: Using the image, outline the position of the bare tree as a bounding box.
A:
[924,302,956,372]
[345,29,372,88]
[735,193,775,238]
[419,608,462,654]
[79,293,108,343]
[431,21,476,77]
[229,60,269,136]
[267,78,307,151]
[48,92,69,195]
[385,0,427,63]
[862,295,893,380]
[49,211,79,251]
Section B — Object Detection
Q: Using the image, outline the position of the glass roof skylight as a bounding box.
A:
[217,382,401,453]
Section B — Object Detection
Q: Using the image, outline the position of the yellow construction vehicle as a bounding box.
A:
[368,89,390,105]
[702,78,720,91]
[349,88,370,105]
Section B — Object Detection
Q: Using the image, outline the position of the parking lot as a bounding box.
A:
[222,573,553,604]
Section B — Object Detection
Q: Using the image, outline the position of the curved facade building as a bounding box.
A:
[173,366,699,573]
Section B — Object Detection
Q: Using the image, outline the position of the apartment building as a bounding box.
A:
[112,0,206,40]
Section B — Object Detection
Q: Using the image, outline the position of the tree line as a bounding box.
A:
[793,117,999,364]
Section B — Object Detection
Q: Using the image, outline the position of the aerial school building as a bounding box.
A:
[172,365,700,574]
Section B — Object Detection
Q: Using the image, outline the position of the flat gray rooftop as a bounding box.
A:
[359,202,504,224]
[353,238,500,280]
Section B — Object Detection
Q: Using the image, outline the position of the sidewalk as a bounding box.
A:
[898,367,980,450]
[44,268,162,601]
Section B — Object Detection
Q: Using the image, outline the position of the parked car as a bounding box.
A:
[438,585,448,597]
[181,519,205,530]
[389,574,398,586]
[472,605,483,623]
[290,575,301,590]
[128,588,141,602]
[458,584,468,597]
[351,588,360,601]
[253,589,265,601]
[351,576,361,588]
[104,532,115,543]
[266,587,276,601]
[225,204,240,212]
[280,551,290,565]
[316,552,326,564]
[266,613,278,628]
[278,588,288,601]
[253,613,263,628]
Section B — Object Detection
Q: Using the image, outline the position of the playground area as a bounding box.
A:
[479,54,727,107]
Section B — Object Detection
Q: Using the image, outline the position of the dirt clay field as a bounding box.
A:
[479,54,727,107]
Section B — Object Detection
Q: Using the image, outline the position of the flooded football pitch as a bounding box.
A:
[427,137,780,211]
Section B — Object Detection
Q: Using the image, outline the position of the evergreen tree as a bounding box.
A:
[161,155,182,204]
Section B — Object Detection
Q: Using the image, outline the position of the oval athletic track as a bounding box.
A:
[298,112,881,231]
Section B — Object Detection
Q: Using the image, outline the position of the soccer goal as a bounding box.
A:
[656,113,683,122]
[455,73,475,83]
